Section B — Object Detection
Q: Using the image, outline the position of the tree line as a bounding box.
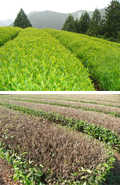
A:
[62,0,120,42]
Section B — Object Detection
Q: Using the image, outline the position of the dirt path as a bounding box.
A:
[0,157,21,185]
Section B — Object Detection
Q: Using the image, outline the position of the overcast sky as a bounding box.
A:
[1,0,112,20]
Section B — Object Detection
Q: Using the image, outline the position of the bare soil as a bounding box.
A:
[1,99,120,135]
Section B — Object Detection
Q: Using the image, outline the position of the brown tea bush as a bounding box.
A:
[0,106,109,183]
[1,99,120,135]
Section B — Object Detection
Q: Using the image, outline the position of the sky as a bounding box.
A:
[1,0,112,20]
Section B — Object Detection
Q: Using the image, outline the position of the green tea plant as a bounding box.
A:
[44,28,120,91]
[0,27,22,46]
[0,143,45,185]
[0,27,95,91]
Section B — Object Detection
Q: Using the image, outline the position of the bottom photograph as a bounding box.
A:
[0,94,120,185]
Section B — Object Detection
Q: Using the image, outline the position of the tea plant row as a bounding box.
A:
[0,27,22,46]
[0,130,114,185]
[0,27,95,91]
[8,94,120,108]
[44,29,120,91]
[0,101,120,151]
[0,105,115,185]
[2,97,120,118]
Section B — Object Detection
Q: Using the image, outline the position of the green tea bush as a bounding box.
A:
[44,29,120,91]
[0,27,22,46]
[0,27,95,91]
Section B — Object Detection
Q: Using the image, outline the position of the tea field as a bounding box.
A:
[0,27,94,91]
[0,27,22,46]
[44,29,120,91]
[1,27,120,91]
[0,94,120,184]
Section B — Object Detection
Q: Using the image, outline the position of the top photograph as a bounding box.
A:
[0,0,120,91]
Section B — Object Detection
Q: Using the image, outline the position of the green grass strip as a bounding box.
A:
[0,102,120,152]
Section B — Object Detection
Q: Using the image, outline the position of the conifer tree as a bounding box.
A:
[79,12,90,34]
[14,8,32,28]
[61,15,75,32]
[87,9,101,36]
[74,18,79,33]
[103,0,120,39]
